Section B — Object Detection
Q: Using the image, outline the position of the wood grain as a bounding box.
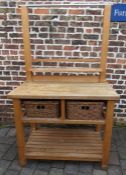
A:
[32,58,100,63]
[102,101,115,168]
[100,5,111,82]
[21,7,32,81]
[8,82,119,100]
[25,128,103,161]
[31,67,102,73]
[13,99,27,166]
[32,75,99,83]
[23,117,105,125]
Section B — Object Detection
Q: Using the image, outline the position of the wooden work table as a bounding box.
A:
[8,81,119,168]
[8,4,120,168]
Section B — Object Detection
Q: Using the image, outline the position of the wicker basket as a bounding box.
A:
[23,100,60,118]
[66,101,104,120]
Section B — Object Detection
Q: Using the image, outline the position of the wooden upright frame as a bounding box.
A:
[20,5,111,83]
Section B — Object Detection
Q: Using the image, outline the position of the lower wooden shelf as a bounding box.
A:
[25,128,103,161]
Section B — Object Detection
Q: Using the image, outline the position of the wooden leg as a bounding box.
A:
[31,123,37,130]
[13,99,27,166]
[61,99,65,121]
[96,124,101,132]
[102,101,115,168]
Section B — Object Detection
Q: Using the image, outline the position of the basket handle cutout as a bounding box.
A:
[81,106,90,110]
[37,105,45,109]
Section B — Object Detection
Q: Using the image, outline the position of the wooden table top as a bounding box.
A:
[7,81,119,100]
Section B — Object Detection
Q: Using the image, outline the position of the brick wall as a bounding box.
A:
[0,0,126,123]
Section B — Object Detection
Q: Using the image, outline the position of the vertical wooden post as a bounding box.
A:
[102,100,115,168]
[95,125,101,132]
[96,5,111,131]
[99,5,111,82]
[20,6,32,81]
[31,123,37,130]
[13,99,27,166]
[61,99,65,121]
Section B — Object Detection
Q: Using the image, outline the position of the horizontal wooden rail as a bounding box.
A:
[18,3,114,8]
[32,75,100,83]
[31,67,103,73]
[32,58,100,63]
[23,118,105,125]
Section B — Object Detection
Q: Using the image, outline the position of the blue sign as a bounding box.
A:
[111,4,126,22]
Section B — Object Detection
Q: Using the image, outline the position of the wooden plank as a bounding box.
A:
[32,58,100,63]
[31,67,103,73]
[7,82,120,100]
[102,100,115,168]
[31,128,100,135]
[20,7,32,81]
[32,75,99,83]
[26,148,102,154]
[29,135,102,141]
[96,125,102,132]
[25,128,103,161]
[26,152,102,161]
[13,99,26,166]
[31,123,37,130]
[28,139,102,144]
[99,5,111,82]
[61,99,65,120]
[27,142,102,147]
[31,128,99,134]
[23,118,105,125]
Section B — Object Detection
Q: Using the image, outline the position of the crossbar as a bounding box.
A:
[31,67,102,73]
[32,58,100,63]
[18,2,115,7]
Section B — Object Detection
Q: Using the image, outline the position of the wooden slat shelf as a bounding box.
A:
[25,128,103,161]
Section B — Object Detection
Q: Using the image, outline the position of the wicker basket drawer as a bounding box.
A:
[66,101,104,120]
[23,100,60,118]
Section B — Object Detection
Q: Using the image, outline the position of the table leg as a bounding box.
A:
[13,99,27,166]
[102,100,115,168]
[96,124,101,132]
[31,123,37,130]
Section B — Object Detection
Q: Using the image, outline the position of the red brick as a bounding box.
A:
[10,50,18,55]
[108,64,122,69]
[56,51,63,56]
[2,50,9,55]
[16,8,32,14]
[47,45,62,50]
[0,15,5,19]
[64,46,76,51]
[85,29,93,33]
[64,52,72,56]
[5,45,18,49]
[50,33,64,39]
[35,9,49,14]
[115,70,125,74]
[67,34,82,39]
[69,9,84,15]
[117,59,126,64]
[44,51,54,56]
[73,52,80,57]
